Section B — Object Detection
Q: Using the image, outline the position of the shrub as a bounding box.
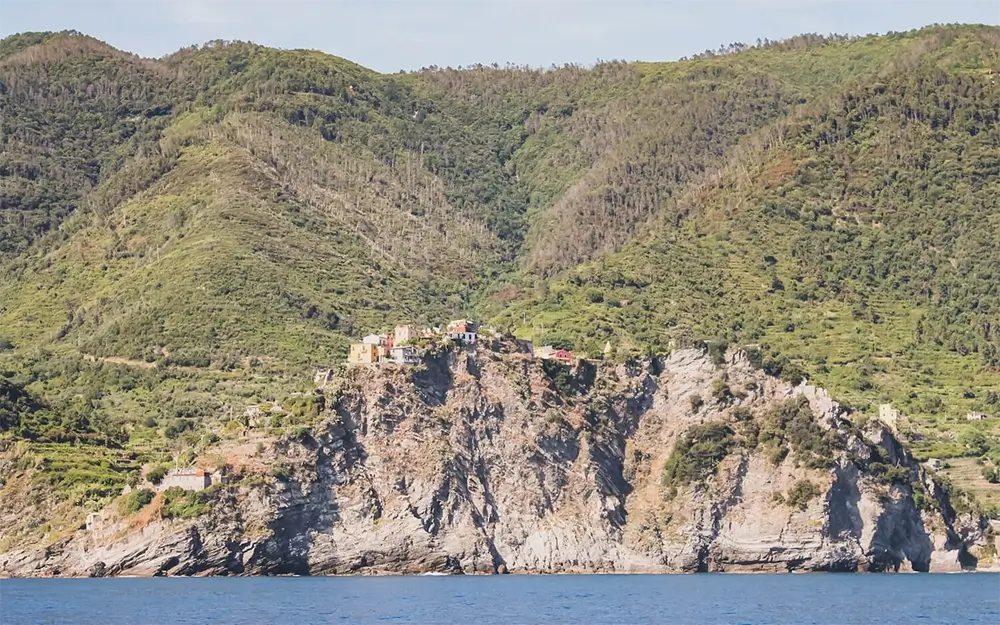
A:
[161,486,213,519]
[689,394,705,412]
[922,396,945,414]
[759,396,839,469]
[763,353,805,385]
[875,464,911,486]
[272,465,292,482]
[711,379,733,405]
[731,406,753,422]
[698,339,729,366]
[178,449,196,466]
[542,359,576,396]
[164,418,195,439]
[146,465,169,485]
[983,466,1000,484]
[285,394,323,420]
[961,431,990,457]
[118,488,155,515]
[738,419,760,448]
[767,445,789,466]
[786,480,820,510]
[911,480,932,511]
[662,423,735,487]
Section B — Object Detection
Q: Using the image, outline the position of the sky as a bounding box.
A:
[0,0,997,72]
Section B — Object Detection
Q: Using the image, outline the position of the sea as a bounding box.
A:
[1,573,998,625]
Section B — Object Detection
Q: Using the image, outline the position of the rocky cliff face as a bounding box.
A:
[0,346,990,576]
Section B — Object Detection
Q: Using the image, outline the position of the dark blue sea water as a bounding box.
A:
[1,574,998,625]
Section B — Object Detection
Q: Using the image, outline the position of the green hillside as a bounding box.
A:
[1,25,999,516]
[487,26,1000,459]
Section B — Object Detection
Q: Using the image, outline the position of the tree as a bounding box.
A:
[962,431,991,457]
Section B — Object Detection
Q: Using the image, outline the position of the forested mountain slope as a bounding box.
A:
[0,25,998,531]
[486,26,1000,460]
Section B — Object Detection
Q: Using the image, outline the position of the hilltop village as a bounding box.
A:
[346,319,581,366]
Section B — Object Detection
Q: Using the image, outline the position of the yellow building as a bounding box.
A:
[348,343,378,364]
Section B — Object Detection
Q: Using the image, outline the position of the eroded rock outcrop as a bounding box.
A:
[0,347,990,576]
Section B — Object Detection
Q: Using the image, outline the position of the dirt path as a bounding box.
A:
[79,353,256,377]
[82,354,156,369]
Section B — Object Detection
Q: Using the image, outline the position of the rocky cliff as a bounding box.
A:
[0,346,991,576]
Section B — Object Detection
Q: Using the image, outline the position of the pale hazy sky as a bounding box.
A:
[1,0,997,72]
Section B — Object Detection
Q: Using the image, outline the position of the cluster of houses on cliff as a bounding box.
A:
[346,319,588,367]
[347,319,479,365]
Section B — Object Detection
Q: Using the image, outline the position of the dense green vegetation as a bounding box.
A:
[161,485,215,519]
[118,488,155,515]
[0,373,118,444]
[757,396,842,469]
[0,25,998,509]
[662,422,736,490]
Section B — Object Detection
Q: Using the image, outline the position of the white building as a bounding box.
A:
[446,320,478,344]
[159,468,211,491]
[536,345,557,359]
[390,346,420,365]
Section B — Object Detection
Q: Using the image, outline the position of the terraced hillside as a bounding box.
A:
[0,25,998,521]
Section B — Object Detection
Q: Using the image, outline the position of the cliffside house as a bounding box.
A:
[394,324,416,345]
[349,342,379,365]
[967,412,988,421]
[878,403,900,431]
[159,468,211,491]
[390,345,420,365]
[536,345,574,364]
[446,319,478,343]
[550,349,575,365]
[536,345,557,360]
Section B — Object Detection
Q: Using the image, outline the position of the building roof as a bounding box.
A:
[168,468,206,477]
